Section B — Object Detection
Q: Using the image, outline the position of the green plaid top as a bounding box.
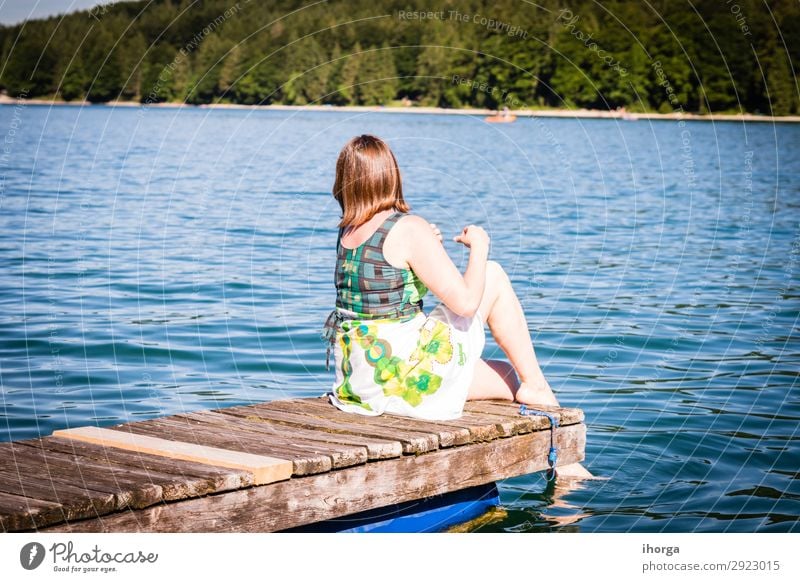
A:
[334,211,427,319]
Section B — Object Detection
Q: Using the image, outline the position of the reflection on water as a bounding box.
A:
[0,105,798,532]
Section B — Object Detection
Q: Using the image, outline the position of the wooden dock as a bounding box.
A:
[0,396,585,532]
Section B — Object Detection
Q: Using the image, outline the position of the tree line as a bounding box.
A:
[1,0,797,115]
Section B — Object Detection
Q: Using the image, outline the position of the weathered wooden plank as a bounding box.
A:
[216,404,439,454]
[39,423,586,532]
[445,411,522,438]
[0,469,115,510]
[268,397,544,443]
[261,398,470,448]
[0,441,165,525]
[20,437,254,505]
[270,397,524,442]
[266,396,473,443]
[0,490,65,532]
[0,440,95,527]
[16,435,241,504]
[0,458,119,519]
[460,408,561,437]
[117,417,335,474]
[464,400,584,426]
[259,398,461,446]
[173,410,403,461]
[111,418,336,475]
[163,413,369,469]
[53,426,292,486]
[1,398,587,532]
[28,436,253,493]
[0,435,263,532]
[3,440,164,499]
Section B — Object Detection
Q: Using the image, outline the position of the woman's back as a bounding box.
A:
[335,210,427,320]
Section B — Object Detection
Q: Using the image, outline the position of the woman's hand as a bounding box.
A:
[454,224,490,251]
[430,223,442,243]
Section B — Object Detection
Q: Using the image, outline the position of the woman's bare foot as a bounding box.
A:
[556,462,596,479]
[515,380,559,407]
[515,380,597,479]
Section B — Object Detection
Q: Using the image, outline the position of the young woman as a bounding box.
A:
[321,131,578,417]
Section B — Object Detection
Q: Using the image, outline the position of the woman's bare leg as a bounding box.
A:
[467,358,517,401]
[476,261,558,406]
[471,261,593,478]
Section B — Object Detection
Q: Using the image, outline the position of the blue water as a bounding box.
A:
[0,104,798,532]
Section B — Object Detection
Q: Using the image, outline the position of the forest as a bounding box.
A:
[0,0,797,115]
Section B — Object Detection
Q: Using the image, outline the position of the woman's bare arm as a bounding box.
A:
[398,215,489,317]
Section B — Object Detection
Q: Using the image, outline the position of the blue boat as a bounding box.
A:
[282,482,500,533]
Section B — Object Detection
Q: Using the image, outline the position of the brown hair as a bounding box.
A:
[333,134,410,227]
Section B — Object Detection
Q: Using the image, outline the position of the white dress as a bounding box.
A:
[328,304,486,421]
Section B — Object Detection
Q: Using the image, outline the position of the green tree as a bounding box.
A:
[217,44,242,100]
[234,57,283,105]
[414,22,465,108]
[764,50,796,115]
[187,34,234,104]
[325,43,346,105]
[285,37,330,105]
[337,42,362,105]
[358,44,398,105]
[141,44,179,103]
[1,22,58,96]
[645,24,694,113]
[60,63,88,101]
[85,28,125,102]
[119,33,148,101]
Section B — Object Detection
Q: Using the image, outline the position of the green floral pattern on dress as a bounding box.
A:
[334,317,458,408]
[410,320,454,365]
[382,360,443,407]
[334,332,372,411]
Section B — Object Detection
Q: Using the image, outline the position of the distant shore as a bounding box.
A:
[2,94,798,123]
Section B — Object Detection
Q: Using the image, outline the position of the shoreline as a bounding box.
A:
[1,95,798,123]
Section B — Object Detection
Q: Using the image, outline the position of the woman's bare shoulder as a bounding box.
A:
[385,213,437,269]
[396,213,431,233]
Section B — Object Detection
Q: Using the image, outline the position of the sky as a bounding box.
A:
[0,0,108,26]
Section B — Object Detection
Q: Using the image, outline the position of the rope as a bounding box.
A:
[321,309,345,371]
[519,404,559,482]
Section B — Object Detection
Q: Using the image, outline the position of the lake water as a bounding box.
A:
[0,104,798,532]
